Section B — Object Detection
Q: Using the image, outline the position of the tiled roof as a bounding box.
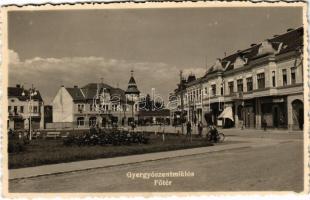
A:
[8,86,43,102]
[125,86,140,94]
[65,83,126,102]
[81,83,113,100]
[204,27,303,75]
[66,87,85,101]
[125,75,140,94]
[128,77,136,84]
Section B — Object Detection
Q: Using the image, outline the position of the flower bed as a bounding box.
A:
[8,129,213,169]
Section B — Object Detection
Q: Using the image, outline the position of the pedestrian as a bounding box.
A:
[198,121,203,137]
[262,118,267,131]
[130,121,136,131]
[186,121,192,137]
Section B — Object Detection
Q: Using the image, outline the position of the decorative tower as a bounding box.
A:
[125,70,140,123]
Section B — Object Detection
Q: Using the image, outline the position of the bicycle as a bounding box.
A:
[206,130,225,143]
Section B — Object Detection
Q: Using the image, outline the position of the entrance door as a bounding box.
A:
[298,107,304,130]
[292,99,304,130]
[273,107,279,128]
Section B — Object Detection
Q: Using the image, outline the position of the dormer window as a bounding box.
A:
[258,40,276,56]
[234,56,247,69]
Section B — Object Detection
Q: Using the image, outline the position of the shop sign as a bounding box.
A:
[273,98,284,103]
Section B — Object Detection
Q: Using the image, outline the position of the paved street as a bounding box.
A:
[9,129,304,193]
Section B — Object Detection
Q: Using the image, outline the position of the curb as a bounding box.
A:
[9,142,253,180]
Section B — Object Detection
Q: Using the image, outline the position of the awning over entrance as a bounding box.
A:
[218,106,234,121]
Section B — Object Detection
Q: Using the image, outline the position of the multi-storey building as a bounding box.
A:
[8,84,44,130]
[51,71,140,128]
[170,27,304,130]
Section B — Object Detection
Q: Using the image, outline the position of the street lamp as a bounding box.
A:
[22,84,37,141]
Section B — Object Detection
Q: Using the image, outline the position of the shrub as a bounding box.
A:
[8,140,26,153]
[63,129,150,146]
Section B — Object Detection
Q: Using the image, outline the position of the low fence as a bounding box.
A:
[46,122,75,129]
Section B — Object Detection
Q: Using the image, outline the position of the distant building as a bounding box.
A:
[170,27,304,130]
[8,84,44,130]
[51,71,140,128]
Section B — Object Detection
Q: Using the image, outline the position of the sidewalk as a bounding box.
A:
[9,142,254,180]
[134,125,303,135]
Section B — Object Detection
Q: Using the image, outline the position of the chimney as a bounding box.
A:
[287,28,294,32]
[16,84,21,88]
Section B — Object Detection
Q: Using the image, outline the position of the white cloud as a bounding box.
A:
[9,51,207,104]
[9,49,20,64]
[182,67,206,78]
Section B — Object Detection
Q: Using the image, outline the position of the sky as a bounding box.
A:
[8,7,303,104]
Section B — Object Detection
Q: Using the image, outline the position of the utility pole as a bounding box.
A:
[180,70,185,135]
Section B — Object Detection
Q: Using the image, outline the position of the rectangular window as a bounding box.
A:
[14,106,17,114]
[291,67,296,85]
[33,106,38,113]
[257,73,265,89]
[20,106,24,113]
[272,71,276,87]
[204,87,208,95]
[228,81,234,94]
[211,84,216,96]
[237,79,243,92]
[246,77,253,91]
[282,69,287,86]
[221,85,224,96]
[8,106,11,111]
[78,104,84,112]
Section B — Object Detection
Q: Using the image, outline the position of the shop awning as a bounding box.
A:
[218,106,234,121]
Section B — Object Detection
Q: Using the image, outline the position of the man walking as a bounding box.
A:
[186,121,192,137]
[198,121,203,137]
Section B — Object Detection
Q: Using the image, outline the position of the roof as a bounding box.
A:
[81,83,113,100]
[128,76,136,84]
[204,26,303,75]
[66,87,85,101]
[8,86,43,102]
[65,83,126,102]
[125,75,140,94]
